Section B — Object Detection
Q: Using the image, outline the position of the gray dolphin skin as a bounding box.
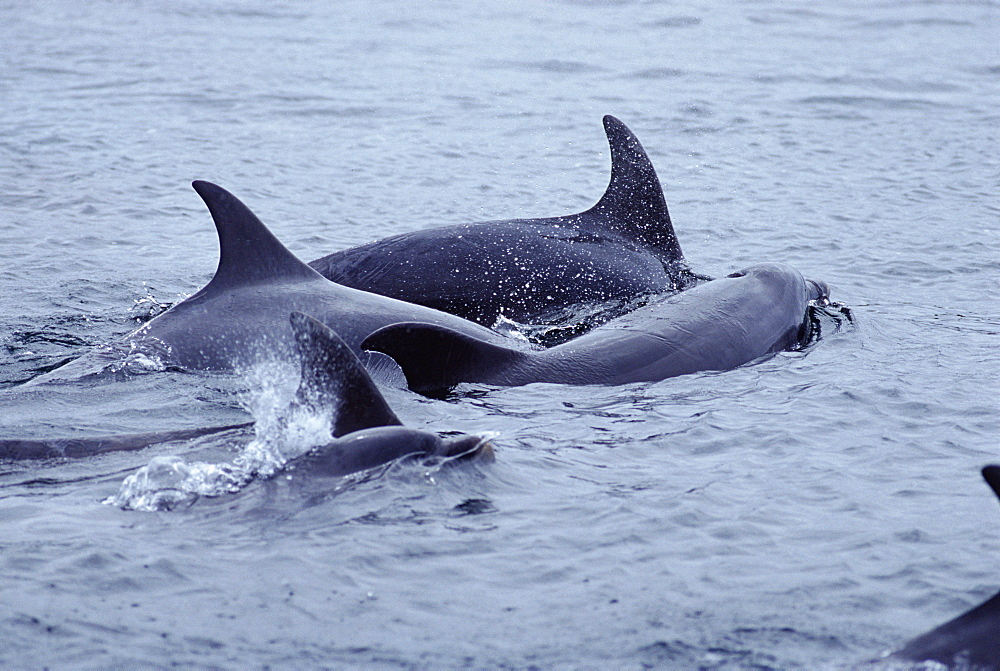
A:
[2,312,492,470]
[362,263,828,392]
[34,180,517,383]
[309,116,706,327]
[870,466,1000,670]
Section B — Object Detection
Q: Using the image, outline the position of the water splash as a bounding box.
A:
[104,360,331,512]
[105,340,171,376]
[104,358,496,512]
[128,283,174,323]
[798,298,856,349]
[103,455,249,511]
[490,314,533,343]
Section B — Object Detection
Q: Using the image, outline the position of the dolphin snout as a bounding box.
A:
[439,434,495,462]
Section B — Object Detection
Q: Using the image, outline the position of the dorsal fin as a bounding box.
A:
[983,465,1000,506]
[192,181,323,290]
[585,116,684,261]
[289,312,401,437]
[362,322,528,393]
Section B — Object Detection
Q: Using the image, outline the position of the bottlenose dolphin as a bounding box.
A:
[282,312,492,476]
[3,313,492,470]
[361,263,828,392]
[309,116,706,327]
[870,465,1000,670]
[34,181,517,383]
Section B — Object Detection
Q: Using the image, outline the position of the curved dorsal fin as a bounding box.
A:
[289,312,402,437]
[192,181,322,290]
[585,116,684,261]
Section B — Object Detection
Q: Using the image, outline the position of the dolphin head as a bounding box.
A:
[733,264,831,304]
[437,433,496,462]
[805,278,831,304]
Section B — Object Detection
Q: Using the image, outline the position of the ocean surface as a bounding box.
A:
[1,1,998,668]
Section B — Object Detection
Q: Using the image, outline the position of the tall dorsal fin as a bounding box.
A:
[585,116,684,261]
[289,312,402,437]
[192,181,323,290]
[362,322,528,393]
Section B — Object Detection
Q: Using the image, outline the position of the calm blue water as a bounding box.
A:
[1,1,998,668]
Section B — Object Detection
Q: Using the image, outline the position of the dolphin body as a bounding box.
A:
[309,116,705,327]
[33,181,518,384]
[869,465,1000,670]
[362,263,828,392]
[3,313,491,471]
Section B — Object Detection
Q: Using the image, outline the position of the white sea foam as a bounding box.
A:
[105,360,333,511]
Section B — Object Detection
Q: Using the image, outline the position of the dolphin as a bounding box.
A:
[33,181,518,383]
[281,311,492,477]
[308,116,706,328]
[868,466,1000,670]
[361,263,829,392]
[3,313,492,471]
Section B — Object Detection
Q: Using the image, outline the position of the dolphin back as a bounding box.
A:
[888,591,1000,668]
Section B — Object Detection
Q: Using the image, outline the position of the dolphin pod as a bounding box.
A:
[309,115,706,327]
[32,180,520,384]
[6,113,997,668]
[362,263,829,392]
[1,312,492,472]
[24,159,833,400]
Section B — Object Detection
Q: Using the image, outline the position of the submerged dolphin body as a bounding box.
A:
[309,116,705,327]
[3,313,491,471]
[33,181,516,383]
[0,424,252,460]
[362,263,828,392]
[870,465,1000,670]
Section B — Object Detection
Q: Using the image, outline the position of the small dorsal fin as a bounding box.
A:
[983,465,1000,506]
[289,312,402,437]
[585,116,684,261]
[192,181,322,290]
[362,322,528,393]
